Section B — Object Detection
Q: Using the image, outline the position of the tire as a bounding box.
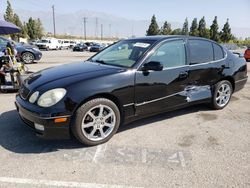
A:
[21,52,35,64]
[211,80,233,110]
[72,98,121,146]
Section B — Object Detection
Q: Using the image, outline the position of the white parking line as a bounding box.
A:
[178,151,186,168]
[0,177,143,188]
[92,144,107,163]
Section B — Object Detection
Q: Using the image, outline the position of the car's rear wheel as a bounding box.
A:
[211,80,232,110]
[21,52,35,64]
[72,98,120,146]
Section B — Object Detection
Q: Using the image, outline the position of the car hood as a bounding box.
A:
[25,61,124,90]
[16,43,37,49]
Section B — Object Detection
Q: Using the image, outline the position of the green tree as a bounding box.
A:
[146,15,160,36]
[189,18,199,36]
[198,16,207,37]
[171,28,182,35]
[161,21,172,35]
[220,19,233,43]
[34,18,44,39]
[26,17,36,39]
[182,18,189,35]
[13,13,28,40]
[204,28,210,39]
[210,16,220,42]
[26,17,44,39]
[21,22,28,39]
[4,0,14,23]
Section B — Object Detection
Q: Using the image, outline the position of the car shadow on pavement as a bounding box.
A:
[118,104,210,133]
[0,104,210,154]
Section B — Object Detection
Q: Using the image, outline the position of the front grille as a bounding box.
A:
[19,85,30,100]
[37,45,46,48]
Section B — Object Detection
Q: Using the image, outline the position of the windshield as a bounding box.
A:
[0,37,15,46]
[40,40,49,43]
[90,39,155,68]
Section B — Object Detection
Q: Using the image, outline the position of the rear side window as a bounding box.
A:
[189,40,213,64]
[213,43,224,60]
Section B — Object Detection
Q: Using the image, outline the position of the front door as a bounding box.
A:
[135,39,189,115]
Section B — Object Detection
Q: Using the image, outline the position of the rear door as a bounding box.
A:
[187,39,226,102]
[134,39,189,115]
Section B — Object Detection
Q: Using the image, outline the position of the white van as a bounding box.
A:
[60,40,71,49]
[36,38,60,50]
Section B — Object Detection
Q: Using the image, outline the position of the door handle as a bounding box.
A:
[179,71,188,79]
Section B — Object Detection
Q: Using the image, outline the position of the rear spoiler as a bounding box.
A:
[232,52,244,58]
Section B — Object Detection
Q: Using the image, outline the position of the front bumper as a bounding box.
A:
[15,97,71,139]
[34,52,42,61]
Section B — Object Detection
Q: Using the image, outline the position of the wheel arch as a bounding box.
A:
[220,76,235,92]
[21,50,35,57]
[73,93,124,120]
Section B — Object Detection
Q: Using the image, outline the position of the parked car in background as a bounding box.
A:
[244,47,250,62]
[69,41,77,49]
[29,40,39,46]
[89,44,104,52]
[58,40,71,50]
[73,43,88,51]
[36,38,60,50]
[85,42,95,51]
[15,36,247,146]
[0,36,42,64]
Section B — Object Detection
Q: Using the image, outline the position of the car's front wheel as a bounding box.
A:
[211,80,232,110]
[21,52,35,64]
[72,98,121,146]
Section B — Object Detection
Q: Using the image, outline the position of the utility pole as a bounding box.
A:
[95,17,98,39]
[101,24,103,41]
[109,24,111,39]
[83,17,87,41]
[131,24,134,38]
[52,5,56,37]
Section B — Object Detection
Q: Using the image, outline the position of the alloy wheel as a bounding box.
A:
[81,104,116,141]
[22,52,34,64]
[216,83,231,107]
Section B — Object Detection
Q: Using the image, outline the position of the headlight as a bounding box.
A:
[37,88,66,107]
[29,91,39,103]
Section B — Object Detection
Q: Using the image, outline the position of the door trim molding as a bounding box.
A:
[134,91,183,107]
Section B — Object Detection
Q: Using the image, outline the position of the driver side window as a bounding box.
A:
[147,40,186,68]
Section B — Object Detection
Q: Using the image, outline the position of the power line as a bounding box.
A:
[52,5,56,37]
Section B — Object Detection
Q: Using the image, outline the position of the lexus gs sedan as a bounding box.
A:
[15,36,248,146]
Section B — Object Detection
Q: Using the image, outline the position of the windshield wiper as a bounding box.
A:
[93,59,107,64]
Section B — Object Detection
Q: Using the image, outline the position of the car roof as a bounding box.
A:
[126,35,216,43]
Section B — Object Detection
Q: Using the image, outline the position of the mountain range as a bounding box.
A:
[2,9,250,39]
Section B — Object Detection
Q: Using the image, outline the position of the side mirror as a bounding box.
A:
[141,61,163,71]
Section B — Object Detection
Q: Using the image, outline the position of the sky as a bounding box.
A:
[0,0,250,37]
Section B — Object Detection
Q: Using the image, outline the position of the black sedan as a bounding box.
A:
[15,36,248,146]
[72,43,88,52]
[89,44,104,52]
[0,37,42,64]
